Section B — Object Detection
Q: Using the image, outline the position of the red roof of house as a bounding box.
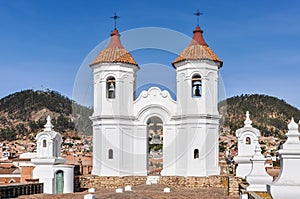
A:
[0,168,18,174]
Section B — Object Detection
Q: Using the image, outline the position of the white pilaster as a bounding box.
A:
[246,144,273,192]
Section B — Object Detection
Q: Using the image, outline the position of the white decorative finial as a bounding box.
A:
[244,111,252,127]
[44,115,53,131]
[253,144,263,157]
[288,117,298,131]
[285,117,300,144]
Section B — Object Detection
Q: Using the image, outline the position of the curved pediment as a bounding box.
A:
[236,126,261,138]
[36,130,61,141]
[134,87,176,123]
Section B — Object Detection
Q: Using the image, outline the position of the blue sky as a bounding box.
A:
[0,0,300,109]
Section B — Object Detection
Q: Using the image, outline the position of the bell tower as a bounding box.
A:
[171,12,223,176]
[90,12,224,177]
[90,28,139,117]
[90,16,139,176]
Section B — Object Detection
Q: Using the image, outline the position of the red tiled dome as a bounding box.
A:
[172,26,222,67]
[90,29,138,66]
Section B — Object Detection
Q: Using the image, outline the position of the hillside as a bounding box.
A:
[0,89,92,141]
[0,90,299,141]
[219,94,300,138]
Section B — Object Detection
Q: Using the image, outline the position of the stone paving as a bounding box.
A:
[17,184,240,199]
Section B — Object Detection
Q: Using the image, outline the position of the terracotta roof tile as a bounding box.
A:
[90,47,137,66]
[0,168,18,174]
[90,29,138,66]
[172,26,222,67]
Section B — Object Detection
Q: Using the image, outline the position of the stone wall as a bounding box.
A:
[77,175,147,189]
[159,176,228,188]
[76,175,243,196]
[228,176,243,196]
[159,176,242,196]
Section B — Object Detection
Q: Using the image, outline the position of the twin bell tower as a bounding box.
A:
[89,12,223,177]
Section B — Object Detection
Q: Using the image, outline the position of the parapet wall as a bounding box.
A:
[159,176,243,196]
[76,175,243,196]
[159,176,228,188]
[77,175,147,189]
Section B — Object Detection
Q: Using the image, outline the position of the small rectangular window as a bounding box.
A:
[245,137,251,145]
[43,140,47,148]
[194,149,199,159]
[108,149,113,159]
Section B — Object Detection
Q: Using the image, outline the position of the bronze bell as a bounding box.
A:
[108,82,115,92]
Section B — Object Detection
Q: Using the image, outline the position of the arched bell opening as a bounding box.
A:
[106,76,116,99]
[192,74,202,98]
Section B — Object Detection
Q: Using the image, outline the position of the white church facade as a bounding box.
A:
[90,23,223,177]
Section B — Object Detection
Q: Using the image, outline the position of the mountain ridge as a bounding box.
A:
[219,94,300,138]
[0,89,92,141]
[0,90,299,141]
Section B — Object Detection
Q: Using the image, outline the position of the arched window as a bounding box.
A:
[108,149,113,159]
[43,139,47,148]
[245,137,251,145]
[9,179,15,183]
[192,74,202,97]
[194,149,199,159]
[106,76,116,99]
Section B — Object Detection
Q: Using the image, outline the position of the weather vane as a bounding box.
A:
[111,12,120,30]
[193,9,203,26]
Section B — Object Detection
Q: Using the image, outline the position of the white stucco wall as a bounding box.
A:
[91,59,221,177]
[175,60,219,116]
[32,165,74,194]
[91,63,138,117]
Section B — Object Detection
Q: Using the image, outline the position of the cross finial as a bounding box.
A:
[111,12,120,30]
[193,9,203,26]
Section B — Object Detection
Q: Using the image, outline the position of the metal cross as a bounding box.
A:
[193,9,203,26]
[111,13,120,30]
